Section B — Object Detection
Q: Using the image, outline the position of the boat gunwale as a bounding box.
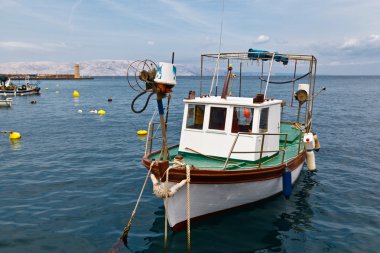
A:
[142,145,305,184]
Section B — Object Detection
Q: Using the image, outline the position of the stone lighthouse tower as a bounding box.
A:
[74,64,80,79]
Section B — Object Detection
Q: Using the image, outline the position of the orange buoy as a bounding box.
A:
[243,108,251,119]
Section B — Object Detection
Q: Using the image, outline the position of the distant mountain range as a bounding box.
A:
[0,60,203,76]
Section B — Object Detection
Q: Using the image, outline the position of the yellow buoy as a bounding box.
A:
[45,87,49,90]
[137,130,147,135]
[73,90,80,97]
[98,109,106,115]
[9,132,21,140]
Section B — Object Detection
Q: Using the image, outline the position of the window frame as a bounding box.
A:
[185,103,206,130]
[231,106,255,134]
[259,107,269,133]
[208,106,228,132]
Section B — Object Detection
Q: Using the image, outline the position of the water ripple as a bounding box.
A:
[0,76,379,252]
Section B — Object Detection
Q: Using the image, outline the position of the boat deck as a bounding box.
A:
[149,122,304,171]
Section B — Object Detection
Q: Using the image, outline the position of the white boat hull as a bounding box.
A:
[0,98,12,107]
[163,161,304,230]
[0,88,40,96]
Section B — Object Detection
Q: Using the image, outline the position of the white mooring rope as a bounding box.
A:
[160,163,192,252]
[186,164,191,252]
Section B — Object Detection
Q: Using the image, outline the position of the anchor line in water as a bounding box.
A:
[108,161,156,253]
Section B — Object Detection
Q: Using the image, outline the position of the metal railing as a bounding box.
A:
[222,132,289,170]
[144,121,163,156]
[145,121,304,170]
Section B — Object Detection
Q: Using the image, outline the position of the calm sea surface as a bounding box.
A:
[0,76,379,252]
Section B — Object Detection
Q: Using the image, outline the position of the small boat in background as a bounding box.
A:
[0,95,12,107]
[0,75,40,96]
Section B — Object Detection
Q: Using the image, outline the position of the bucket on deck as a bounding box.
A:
[154,62,177,86]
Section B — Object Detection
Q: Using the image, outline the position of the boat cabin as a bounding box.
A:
[178,95,282,162]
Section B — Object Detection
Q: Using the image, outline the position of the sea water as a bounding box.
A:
[0,76,379,252]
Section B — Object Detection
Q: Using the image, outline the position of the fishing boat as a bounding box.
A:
[128,50,322,233]
[0,75,40,96]
[0,95,12,107]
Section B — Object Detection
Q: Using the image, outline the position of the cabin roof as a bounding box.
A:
[183,96,282,107]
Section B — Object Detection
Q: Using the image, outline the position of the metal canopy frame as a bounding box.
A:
[198,51,318,132]
[201,52,316,62]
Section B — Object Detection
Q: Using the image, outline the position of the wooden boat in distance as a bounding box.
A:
[136,50,321,231]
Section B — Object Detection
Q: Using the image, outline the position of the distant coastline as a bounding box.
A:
[4,73,93,80]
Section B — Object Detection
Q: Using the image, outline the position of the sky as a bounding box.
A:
[0,0,380,75]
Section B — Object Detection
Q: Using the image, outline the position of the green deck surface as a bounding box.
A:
[280,122,301,143]
[150,122,304,171]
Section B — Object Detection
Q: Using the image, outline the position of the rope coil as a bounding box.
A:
[151,158,188,199]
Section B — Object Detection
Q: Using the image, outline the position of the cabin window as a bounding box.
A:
[186,104,205,129]
[259,108,269,133]
[209,107,227,131]
[231,107,254,133]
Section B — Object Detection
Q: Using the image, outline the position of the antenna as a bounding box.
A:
[209,0,225,96]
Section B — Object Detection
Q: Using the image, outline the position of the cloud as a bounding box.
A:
[68,0,83,26]
[0,41,69,51]
[369,34,380,43]
[0,41,43,50]
[101,0,167,28]
[254,35,270,44]
[147,41,155,46]
[158,0,211,28]
[339,38,360,49]
[339,34,380,50]
[311,33,380,69]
